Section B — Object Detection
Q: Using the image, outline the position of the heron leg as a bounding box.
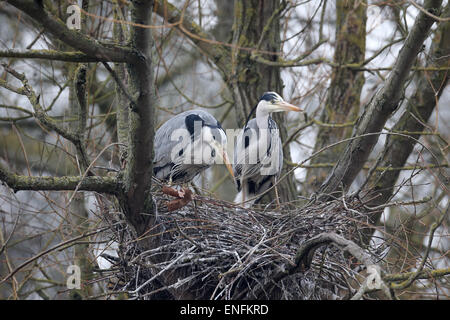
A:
[242,179,246,206]
[274,176,280,209]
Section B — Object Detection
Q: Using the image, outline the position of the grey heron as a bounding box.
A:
[96,110,234,272]
[233,92,302,207]
[153,110,234,185]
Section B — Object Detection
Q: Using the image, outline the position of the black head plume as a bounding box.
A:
[244,92,281,127]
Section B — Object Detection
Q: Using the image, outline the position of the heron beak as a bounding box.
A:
[274,101,303,112]
[211,140,235,179]
[222,150,235,179]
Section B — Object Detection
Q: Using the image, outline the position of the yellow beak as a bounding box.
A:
[211,140,235,179]
[222,149,235,179]
[275,101,303,112]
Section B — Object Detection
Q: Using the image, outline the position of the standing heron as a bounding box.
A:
[153,110,234,185]
[233,92,302,207]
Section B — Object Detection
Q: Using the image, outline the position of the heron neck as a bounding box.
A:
[255,108,270,129]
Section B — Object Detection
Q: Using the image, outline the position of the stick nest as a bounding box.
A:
[97,192,382,300]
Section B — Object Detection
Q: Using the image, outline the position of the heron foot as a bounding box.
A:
[162,186,193,212]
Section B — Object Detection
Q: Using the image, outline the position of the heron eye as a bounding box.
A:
[211,149,216,157]
[179,149,184,156]
[213,135,216,140]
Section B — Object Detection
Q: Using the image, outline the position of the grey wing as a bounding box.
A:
[153,112,191,177]
[276,133,283,179]
[234,119,284,177]
[233,119,265,182]
[153,110,221,178]
[256,123,283,179]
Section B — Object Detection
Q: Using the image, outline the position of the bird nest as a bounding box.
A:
[96,192,382,300]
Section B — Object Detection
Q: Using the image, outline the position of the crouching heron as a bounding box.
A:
[233,92,302,207]
[96,110,234,273]
[153,110,234,185]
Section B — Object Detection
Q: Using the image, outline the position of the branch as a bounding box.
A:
[250,55,330,68]
[409,0,450,21]
[383,267,450,283]
[367,2,450,207]
[0,104,33,121]
[250,39,328,67]
[389,209,447,290]
[253,232,390,299]
[318,0,444,199]
[5,0,134,62]
[121,0,157,236]
[249,37,403,69]
[0,49,101,62]
[294,233,392,300]
[0,162,119,194]
[308,1,367,189]
[0,227,110,286]
[153,0,231,76]
[0,64,80,144]
[112,5,130,161]
[102,62,136,108]
[73,63,90,171]
[292,233,375,272]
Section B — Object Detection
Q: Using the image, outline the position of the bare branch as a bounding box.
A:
[409,0,450,22]
[5,0,134,62]
[367,2,450,207]
[384,267,450,283]
[0,49,101,62]
[292,233,375,272]
[0,64,80,144]
[389,208,447,290]
[153,0,231,76]
[121,0,157,236]
[308,1,367,189]
[0,227,110,287]
[0,162,119,193]
[318,0,444,199]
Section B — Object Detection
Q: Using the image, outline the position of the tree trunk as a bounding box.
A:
[318,0,443,200]
[230,0,296,203]
[307,1,366,190]
[367,2,449,208]
[121,0,157,237]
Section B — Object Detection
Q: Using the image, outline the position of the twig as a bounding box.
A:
[389,207,447,290]
[130,246,196,294]
[408,0,448,22]
[101,62,136,108]
[0,227,109,286]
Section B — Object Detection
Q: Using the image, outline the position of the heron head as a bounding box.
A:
[257,92,302,114]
